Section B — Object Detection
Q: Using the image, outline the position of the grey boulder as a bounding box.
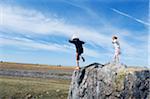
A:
[68,62,150,99]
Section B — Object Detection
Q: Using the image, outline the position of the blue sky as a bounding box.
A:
[0,0,149,67]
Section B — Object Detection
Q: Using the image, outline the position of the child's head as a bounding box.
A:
[112,36,118,40]
[72,33,79,40]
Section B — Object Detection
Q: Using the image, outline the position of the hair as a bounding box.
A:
[112,36,118,39]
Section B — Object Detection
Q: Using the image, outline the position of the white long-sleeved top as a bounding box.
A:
[112,39,120,49]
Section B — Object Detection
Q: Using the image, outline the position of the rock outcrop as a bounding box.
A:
[68,63,150,99]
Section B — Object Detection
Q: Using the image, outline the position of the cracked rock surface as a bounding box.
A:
[68,63,150,99]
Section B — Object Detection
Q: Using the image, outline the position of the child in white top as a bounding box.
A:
[112,36,121,63]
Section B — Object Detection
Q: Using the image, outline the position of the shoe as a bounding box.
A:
[75,66,80,70]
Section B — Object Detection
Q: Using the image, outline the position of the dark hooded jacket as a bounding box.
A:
[69,38,85,54]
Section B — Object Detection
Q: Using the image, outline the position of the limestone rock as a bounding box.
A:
[68,62,150,99]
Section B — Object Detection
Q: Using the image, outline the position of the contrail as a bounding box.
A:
[111,8,150,26]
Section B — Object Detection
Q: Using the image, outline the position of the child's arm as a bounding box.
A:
[81,41,85,44]
[69,39,74,43]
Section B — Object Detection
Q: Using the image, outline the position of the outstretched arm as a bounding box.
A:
[69,40,74,43]
[81,41,85,44]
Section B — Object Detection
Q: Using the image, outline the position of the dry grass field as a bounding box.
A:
[0,62,74,71]
[0,76,70,99]
[0,62,74,99]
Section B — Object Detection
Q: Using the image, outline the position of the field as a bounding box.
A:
[2,62,147,99]
[0,62,74,99]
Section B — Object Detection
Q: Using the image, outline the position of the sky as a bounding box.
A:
[0,0,149,67]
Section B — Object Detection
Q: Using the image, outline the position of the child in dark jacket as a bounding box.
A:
[69,34,85,70]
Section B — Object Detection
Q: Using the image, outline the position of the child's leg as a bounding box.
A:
[75,61,80,70]
[113,51,116,62]
[77,60,79,66]
[81,56,85,62]
[75,53,80,69]
[114,49,118,63]
[114,55,117,63]
[116,49,120,63]
[116,54,119,63]
[81,54,85,62]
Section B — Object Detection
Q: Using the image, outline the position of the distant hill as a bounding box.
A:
[0,61,74,71]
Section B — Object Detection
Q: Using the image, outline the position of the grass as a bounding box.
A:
[0,62,74,99]
[0,76,71,99]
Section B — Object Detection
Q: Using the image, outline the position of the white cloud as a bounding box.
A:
[111,8,150,26]
[0,4,148,65]
[0,37,102,58]
[62,0,101,19]
[0,5,110,48]
[0,37,69,52]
